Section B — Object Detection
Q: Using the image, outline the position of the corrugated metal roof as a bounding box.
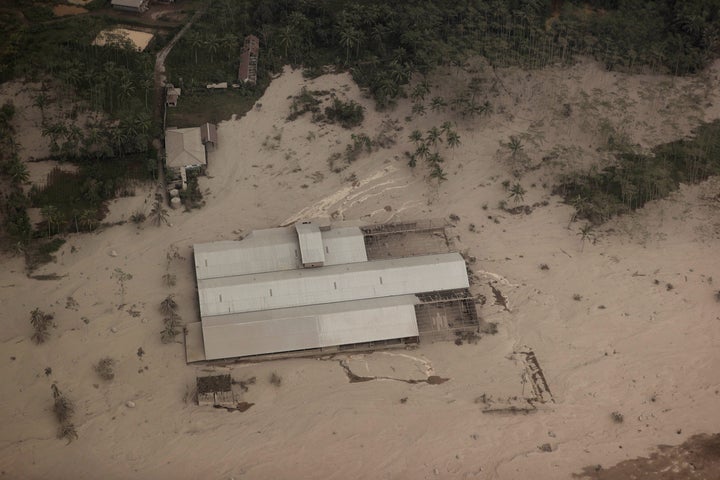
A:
[194,226,367,280]
[201,296,419,360]
[198,253,468,318]
[165,127,206,168]
[296,222,325,266]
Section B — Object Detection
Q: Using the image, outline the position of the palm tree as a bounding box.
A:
[507,136,523,159]
[41,205,60,236]
[79,209,97,231]
[426,126,443,151]
[409,129,423,145]
[577,223,594,252]
[187,32,203,64]
[446,131,461,160]
[338,25,361,64]
[7,158,29,184]
[205,34,219,63]
[148,199,169,227]
[427,152,443,167]
[430,97,447,112]
[277,25,298,59]
[118,77,135,106]
[410,82,429,102]
[33,93,49,124]
[220,33,238,62]
[429,164,447,183]
[508,183,526,204]
[440,121,455,136]
[415,142,430,162]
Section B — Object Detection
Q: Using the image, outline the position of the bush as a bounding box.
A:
[269,372,282,387]
[94,357,116,381]
[611,411,624,423]
[324,98,364,129]
[130,210,146,224]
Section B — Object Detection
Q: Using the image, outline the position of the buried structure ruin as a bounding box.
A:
[185,220,480,363]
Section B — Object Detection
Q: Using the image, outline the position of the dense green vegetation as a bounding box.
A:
[166,0,720,108]
[0,5,161,254]
[556,120,720,224]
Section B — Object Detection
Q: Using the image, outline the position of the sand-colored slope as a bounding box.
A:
[1,61,719,479]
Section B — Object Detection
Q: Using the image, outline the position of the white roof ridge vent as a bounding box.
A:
[295,222,325,267]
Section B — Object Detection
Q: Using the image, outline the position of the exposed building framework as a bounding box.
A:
[238,35,259,85]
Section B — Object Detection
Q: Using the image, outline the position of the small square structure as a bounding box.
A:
[165,84,181,107]
[196,374,235,407]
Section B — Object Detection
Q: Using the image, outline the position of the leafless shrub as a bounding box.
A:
[57,422,78,443]
[480,322,498,335]
[160,295,177,316]
[162,273,177,287]
[161,311,183,344]
[30,308,54,344]
[51,384,78,443]
[269,372,282,387]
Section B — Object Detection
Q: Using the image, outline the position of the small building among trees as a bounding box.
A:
[165,84,181,107]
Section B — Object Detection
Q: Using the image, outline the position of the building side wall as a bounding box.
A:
[202,303,418,360]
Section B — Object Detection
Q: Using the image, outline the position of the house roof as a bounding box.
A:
[165,127,206,168]
[197,252,469,318]
[201,295,419,360]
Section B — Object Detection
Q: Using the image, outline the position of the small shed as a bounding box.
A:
[238,35,260,85]
[111,0,149,13]
[165,84,181,107]
[196,374,236,407]
[200,122,218,148]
